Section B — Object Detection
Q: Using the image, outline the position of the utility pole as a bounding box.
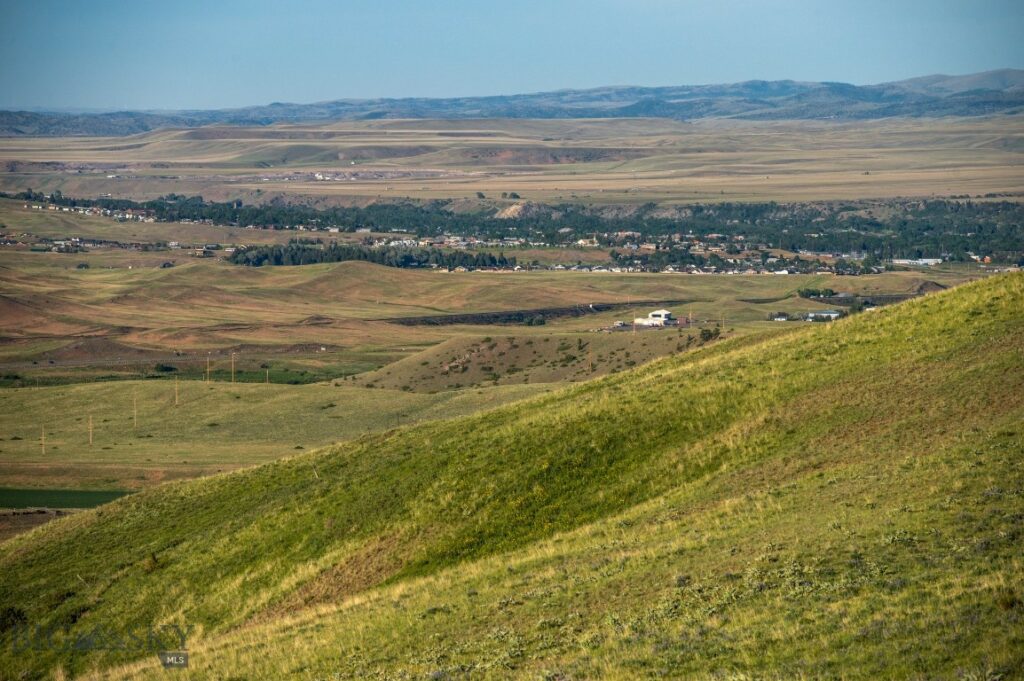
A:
[88,415,93,446]
[206,355,211,383]
[231,352,236,384]
[175,375,179,406]
[265,368,269,384]
[41,426,45,456]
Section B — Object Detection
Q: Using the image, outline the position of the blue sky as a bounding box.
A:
[1,0,1022,110]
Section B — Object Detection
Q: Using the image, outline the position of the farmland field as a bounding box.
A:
[1,116,1022,205]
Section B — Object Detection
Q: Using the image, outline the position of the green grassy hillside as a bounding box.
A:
[1,273,1022,680]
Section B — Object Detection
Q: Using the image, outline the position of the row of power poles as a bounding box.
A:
[37,352,276,455]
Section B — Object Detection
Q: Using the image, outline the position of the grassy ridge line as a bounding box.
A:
[0,273,1021,679]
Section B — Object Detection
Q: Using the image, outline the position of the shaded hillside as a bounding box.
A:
[3,70,1023,136]
[0,274,1022,679]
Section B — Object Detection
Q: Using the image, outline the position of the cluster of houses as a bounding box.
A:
[26,203,155,223]
[426,262,843,274]
[349,232,864,275]
[600,231,737,253]
[188,243,236,258]
[0,229,235,258]
[770,309,846,322]
[363,234,533,250]
[12,201,976,275]
[7,234,152,253]
[622,307,845,331]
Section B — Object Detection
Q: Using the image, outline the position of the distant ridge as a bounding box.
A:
[2,69,1022,136]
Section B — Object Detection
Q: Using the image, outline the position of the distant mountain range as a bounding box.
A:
[2,69,1022,136]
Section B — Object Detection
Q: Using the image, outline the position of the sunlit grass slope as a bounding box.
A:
[1,273,1022,679]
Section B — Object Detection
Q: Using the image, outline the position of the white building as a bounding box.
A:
[633,309,678,327]
[805,309,843,321]
[892,258,943,267]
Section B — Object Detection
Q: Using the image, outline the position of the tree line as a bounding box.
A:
[228,241,517,269]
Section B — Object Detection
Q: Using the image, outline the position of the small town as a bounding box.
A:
[10,199,1008,276]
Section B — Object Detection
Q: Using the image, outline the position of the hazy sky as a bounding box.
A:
[2,0,1022,111]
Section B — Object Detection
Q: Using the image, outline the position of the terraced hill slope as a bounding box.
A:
[1,273,1021,679]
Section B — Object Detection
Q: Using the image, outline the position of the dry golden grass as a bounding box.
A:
[1,116,1021,204]
[0,249,975,365]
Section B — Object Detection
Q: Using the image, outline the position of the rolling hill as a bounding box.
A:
[348,327,729,392]
[0,272,1021,679]
[3,69,1023,136]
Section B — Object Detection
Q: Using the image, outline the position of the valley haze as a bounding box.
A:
[3,69,1024,137]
